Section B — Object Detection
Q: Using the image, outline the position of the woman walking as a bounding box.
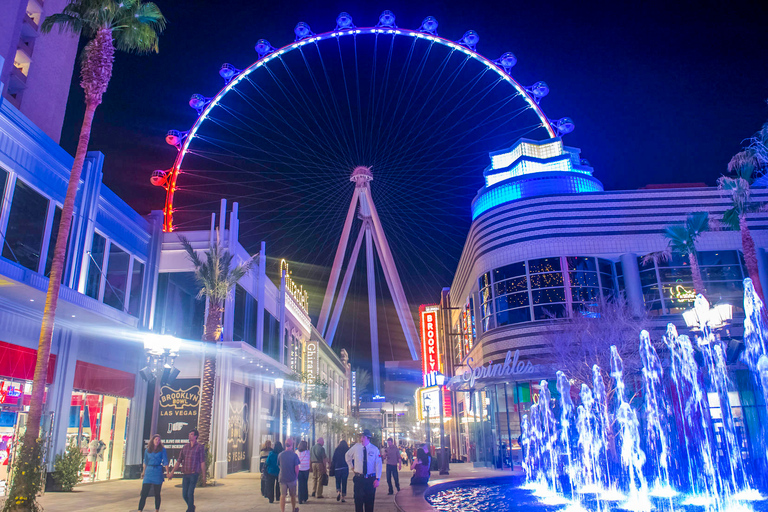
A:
[297,440,311,504]
[138,434,169,512]
[331,440,350,502]
[260,440,273,498]
[265,441,283,503]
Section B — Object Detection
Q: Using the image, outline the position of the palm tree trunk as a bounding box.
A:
[7,103,97,509]
[740,216,765,302]
[689,252,706,299]
[198,303,223,451]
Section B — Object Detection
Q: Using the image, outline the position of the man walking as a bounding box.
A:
[384,438,401,495]
[345,429,382,512]
[278,438,301,512]
[170,429,206,512]
[310,437,328,498]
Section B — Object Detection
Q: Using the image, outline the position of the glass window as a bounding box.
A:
[532,288,566,304]
[529,272,563,289]
[103,244,129,310]
[572,287,600,302]
[154,272,205,339]
[494,276,527,295]
[598,259,613,276]
[529,257,561,274]
[616,261,624,292]
[567,256,596,272]
[45,206,72,284]
[85,234,107,299]
[569,271,599,287]
[534,304,566,320]
[2,179,48,271]
[233,285,246,341]
[496,307,530,326]
[478,272,491,290]
[493,262,526,281]
[495,292,529,311]
[128,260,144,317]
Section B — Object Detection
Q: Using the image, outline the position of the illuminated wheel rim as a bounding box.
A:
[161,14,568,233]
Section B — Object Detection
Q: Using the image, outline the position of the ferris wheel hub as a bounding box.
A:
[350,165,373,184]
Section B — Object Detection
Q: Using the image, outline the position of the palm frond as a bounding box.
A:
[722,207,741,231]
[727,151,758,180]
[641,248,671,266]
[180,232,253,305]
[664,224,691,254]
[687,211,709,235]
[40,13,84,34]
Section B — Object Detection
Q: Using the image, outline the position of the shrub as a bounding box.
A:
[51,440,85,492]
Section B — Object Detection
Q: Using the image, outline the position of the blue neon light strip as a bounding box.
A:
[472,175,603,220]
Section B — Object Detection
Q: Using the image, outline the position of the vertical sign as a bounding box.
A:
[227,383,250,473]
[351,371,357,413]
[155,379,200,476]
[420,305,441,386]
[305,341,318,377]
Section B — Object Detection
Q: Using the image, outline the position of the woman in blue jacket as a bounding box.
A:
[138,434,169,512]
[264,441,283,503]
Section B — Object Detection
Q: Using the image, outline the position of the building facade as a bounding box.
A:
[442,137,768,468]
[0,75,350,489]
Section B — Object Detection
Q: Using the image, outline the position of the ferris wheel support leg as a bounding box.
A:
[364,190,420,361]
[326,222,367,346]
[318,188,361,336]
[365,223,381,397]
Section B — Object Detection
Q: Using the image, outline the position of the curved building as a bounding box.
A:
[444,136,768,466]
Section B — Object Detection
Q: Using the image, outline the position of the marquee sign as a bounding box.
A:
[305,341,318,377]
[351,371,357,412]
[420,304,441,386]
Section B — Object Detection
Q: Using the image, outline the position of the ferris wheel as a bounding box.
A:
[152,10,575,358]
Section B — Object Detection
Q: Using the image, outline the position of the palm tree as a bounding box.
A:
[4,3,165,509]
[179,235,254,452]
[719,149,765,301]
[663,212,709,297]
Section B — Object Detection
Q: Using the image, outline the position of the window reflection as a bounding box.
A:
[103,244,129,311]
[3,179,47,272]
[128,260,144,317]
[86,234,107,299]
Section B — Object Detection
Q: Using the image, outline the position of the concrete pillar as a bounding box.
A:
[250,375,264,472]
[44,329,79,471]
[212,348,232,479]
[620,253,645,317]
[124,369,148,478]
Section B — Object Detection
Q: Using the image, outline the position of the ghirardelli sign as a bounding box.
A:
[160,385,200,410]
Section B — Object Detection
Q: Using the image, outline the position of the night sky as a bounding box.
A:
[59,0,768,376]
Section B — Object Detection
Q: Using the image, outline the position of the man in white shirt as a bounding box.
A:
[345,429,382,512]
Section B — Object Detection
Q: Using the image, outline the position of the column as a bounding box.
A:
[256,241,266,351]
[124,367,148,478]
[212,348,233,479]
[250,375,264,472]
[757,248,768,301]
[620,253,645,317]
[44,329,79,472]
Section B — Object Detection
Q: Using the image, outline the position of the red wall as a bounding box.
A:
[0,341,56,384]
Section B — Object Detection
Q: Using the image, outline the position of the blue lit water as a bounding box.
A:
[426,479,768,512]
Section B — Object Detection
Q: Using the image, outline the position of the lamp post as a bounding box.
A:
[275,378,285,442]
[435,373,449,475]
[327,411,333,445]
[311,400,318,444]
[141,334,181,438]
[423,395,432,446]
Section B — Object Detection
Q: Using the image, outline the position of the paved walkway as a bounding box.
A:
[36,464,512,512]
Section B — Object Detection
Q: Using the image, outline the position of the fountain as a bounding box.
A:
[514,279,768,512]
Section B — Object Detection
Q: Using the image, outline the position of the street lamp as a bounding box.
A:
[423,395,432,446]
[141,334,181,438]
[435,373,449,475]
[275,378,285,442]
[311,400,318,444]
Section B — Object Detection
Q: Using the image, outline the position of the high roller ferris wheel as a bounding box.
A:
[151,10,575,389]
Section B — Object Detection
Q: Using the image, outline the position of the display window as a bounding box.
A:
[69,391,130,482]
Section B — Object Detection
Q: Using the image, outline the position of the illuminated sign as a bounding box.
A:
[670,284,696,302]
[0,382,22,404]
[306,341,318,377]
[420,304,441,385]
[280,259,309,314]
[351,371,357,411]
[459,350,537,388]
[417,386,451,421]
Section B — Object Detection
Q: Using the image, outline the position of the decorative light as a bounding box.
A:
[327,412,333,419]
[311,400,318,409]
[143,333,182,356]
[275,378,284,389]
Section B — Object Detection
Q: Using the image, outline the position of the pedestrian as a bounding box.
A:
[345,429,382,512]
[169,429,206,512]
[331,439,350,502]
[137,434,168,512]
[399,446,407,467]
[405,445,413,467]
[278,438,301,512]
[265,441,283,503]
[310,437,328,498]
[383,437,401,495]
[409,444,431,486]
[297,440,311,504]
[260,440,273,498]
